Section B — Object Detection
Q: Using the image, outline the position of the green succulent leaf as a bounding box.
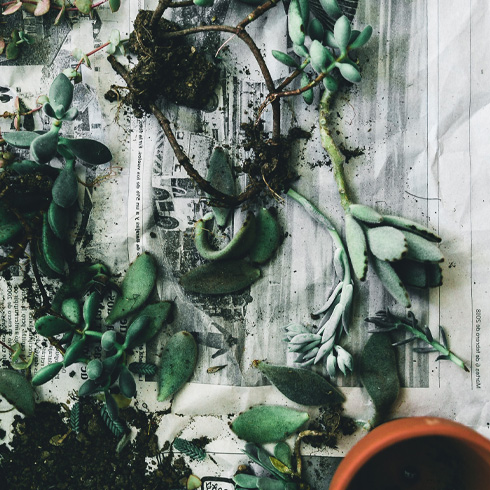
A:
[334,15,352,51]
[258,477,286,490]
[61,298,82,325]
[58,137,112,165]
[360,333,400,425]
[274,441,293,469]
[206,147,235,226]
[109,0,121,12]
[42,214,67,275]
[349,25,373,49]
[5,42,19,60]
[401,231,444,263]
[254,360,344,405]
[30,127,60,164]
[324,30,339,49]
[310,39,332,74]
[288,0,306,47]
[63,337,87,367]
[0,369,35,416]
[308,18,325,42]
[79,379,99,396]
[118,365,136,398]
[48,201,71,240]
[157,331,198,401]
[323,75,339,92]
[3,131,42,149]
[105,252,157,324]
[249,207,281,264]
[231,406,309,444]
[32,362,64,386]
[52,161,79,208]
[83,291,102,331]
[348,204,383,223]
[233,473,260,488]
[126,301,172,346]
[337,62,361,83]
[319,0,342,19]
[60,107,79,121]
[49,73,73,112]
[35,315,74,337]
[34,0,50,15]
[381,215,441,242]
[366,226,407,262]
[0,202,22,246]
[271,50,300,68]
[292,44,308,59]
[301,72,314,105]
[123,315,151,350]
[345,213,368,280]
[371,256,411,308]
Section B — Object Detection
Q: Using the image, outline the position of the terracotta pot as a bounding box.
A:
[329,417,490,490]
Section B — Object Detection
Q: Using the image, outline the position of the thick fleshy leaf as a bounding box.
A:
[248,208,281,264]
[105,252,157,324]
[401,231,444,263]
[345,213,368,280]
[52,161,79,208]
[271,50,300,68]
[60,107,79,121]
[35,315,74,337]
[367,226,407,262]
[319,0,342,19]
[337,62,361,83]
[127,301,173,346]
[10,159,44,175]
[231,406,309,444]
[310,39,332,74]
[32,362,64,386]
[360,334,400,422]
[123,315,150,350]
[48,201,71,239]
[109,0,121,12]
[118,365,136,398]
[381,215,441,242]
[349,24,373,49]
[2,1,23,15]
[3,131,41,149]
[0,369,35,416]
[49,73,73,112]
[61,298,82,325]
[348,204,383,223]
[30,128,59,164]
[301,72,314,105]
[42,214,67,275]
[308,18,325,42]
[254,360,344,405]
[288,0,305,47]
[58,137,112,165]
[157,331,198,401]
[233,474,260,488]
[206,147,235,226]
[63,337,87,367]
[371,256,411,308]
[334,15,352,50]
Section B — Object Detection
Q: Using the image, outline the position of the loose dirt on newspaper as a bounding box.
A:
[0,400,193,490]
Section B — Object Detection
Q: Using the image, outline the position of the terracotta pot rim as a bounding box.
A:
[329,416,490,490]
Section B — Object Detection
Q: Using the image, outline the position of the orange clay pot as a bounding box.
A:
[329,417,490,490]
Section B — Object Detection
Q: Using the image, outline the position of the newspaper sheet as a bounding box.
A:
[1,0,490,486]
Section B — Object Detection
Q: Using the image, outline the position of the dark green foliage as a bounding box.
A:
[0,369,35,416]
[100,404,126,438]
[31,362,64,386]
[70,402,81,433]
[173,438,206,461]
[128,362,157,376]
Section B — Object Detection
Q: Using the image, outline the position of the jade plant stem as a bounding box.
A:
[319,90,352,211]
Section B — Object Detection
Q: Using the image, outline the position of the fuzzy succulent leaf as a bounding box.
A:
[3,131,42,149]
[348,204,383,223]
[337,62,361,83]
[308,18,325,42]
[52,161,79,208]
[310,39,332,74]
[129,301,172,346]
[231,406,309,444]
[349,24,373,49]
[233,473,260,488]
[345,213,368,280]
[0,369,35,416]
[274,441,293,469]
[366,226,407,262]
[30,128,59,164]
[334,15,351,50]
[300,72,314,105]
[48,201,71,240]
[371,256,411,308]
[401,231,444,263]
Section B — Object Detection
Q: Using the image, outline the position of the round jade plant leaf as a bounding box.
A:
[49,73,73,112]
[59,137,112,165]
[52,161,79,208]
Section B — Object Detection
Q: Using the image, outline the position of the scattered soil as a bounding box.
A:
[0,400,193,490]
[105,10,219,116]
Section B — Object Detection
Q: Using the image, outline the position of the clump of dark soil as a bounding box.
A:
[0,401,193,490]
[106,10,219,115]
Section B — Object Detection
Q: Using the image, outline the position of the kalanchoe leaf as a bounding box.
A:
[367,226,407,262]
[0,369,35,416]
[49,73,73,112]
[31,362,64,386]
[58,137,112,165]
[371,257,411,308]
[272,50,300,69]
[345,213,368,280]
[349,204,383,223]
